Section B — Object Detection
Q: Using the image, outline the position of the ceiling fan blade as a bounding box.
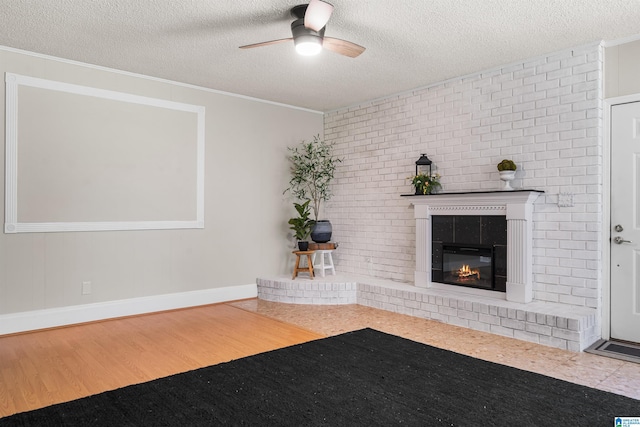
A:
[304,0,334,32]
[239,38,292,49]
[322,37,365,58]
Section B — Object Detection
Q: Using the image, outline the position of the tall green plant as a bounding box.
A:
[284,135,342,221]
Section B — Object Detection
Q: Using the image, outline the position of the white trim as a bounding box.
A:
[602,33,640,48]
[0,44,323,115]
[410,191,542,303]
[0,284,257,336]
[4,74,18,233]
[10,73,205,113]
[6,221,204,233]
[408,190,542,210]
[4,72,206,233]
[602,93,640,340]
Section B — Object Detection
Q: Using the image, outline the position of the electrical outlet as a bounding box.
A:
[82,281,92,295]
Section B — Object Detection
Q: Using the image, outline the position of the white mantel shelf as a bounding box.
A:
[402,189,544,204]
[407,190,544,304]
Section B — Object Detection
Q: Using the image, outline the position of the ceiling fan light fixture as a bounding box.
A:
[304,0,334,32]
[294,36,322,56]
[239,2,365,58]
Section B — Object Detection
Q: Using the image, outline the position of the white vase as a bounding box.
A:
[499,170,516,190]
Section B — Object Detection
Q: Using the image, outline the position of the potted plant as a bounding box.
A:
[410,173,441,195]
[284,135,342,243]
[497,159,517,190]
[288,200,315,251]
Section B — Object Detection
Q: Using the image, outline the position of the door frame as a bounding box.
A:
[603,93,640,340]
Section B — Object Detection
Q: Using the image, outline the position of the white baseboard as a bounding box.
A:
[0,284,257,336]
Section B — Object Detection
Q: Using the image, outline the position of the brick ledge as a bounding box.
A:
[256,275,598,352]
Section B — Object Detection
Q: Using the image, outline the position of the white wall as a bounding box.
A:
[604,38,640,98]
[0,47,323,319]
[324,43,603,311]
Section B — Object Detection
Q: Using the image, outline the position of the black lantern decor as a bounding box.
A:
[412,153,441,195]
[415,154,432,177]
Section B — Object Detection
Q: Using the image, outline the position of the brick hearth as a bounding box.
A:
[257,274,597,352]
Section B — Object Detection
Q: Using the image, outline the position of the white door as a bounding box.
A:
[611,101,640,343]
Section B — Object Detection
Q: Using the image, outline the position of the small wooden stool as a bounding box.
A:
[292,250,315,279]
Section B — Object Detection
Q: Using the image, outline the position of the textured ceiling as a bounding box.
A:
[2,1,640,112]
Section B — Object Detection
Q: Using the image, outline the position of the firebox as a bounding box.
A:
[431,215,507,292]
[442,244,495,290]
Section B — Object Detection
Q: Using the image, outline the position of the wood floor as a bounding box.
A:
[0,302,323,418]
[2,299,639,419]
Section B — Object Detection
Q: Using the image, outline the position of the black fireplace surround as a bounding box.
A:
[432,215,507,292]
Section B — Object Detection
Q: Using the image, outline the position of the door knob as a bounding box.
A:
[613,236,632,244]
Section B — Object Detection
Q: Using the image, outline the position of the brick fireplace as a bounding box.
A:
[410,190,543,303]
[257,188,600,351]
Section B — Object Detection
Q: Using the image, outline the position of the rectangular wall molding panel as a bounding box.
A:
[4,73,206,233]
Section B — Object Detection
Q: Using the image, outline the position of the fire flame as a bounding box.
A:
[457,264,480,281]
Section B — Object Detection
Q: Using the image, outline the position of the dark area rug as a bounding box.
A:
[1,328,638,426]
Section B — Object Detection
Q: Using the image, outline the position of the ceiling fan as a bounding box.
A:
[239,0,365,58]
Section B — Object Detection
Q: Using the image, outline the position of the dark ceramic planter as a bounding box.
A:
[311,220,332,243]
[297,241,309,251]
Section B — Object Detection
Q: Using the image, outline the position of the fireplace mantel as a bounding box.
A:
[409,190,543,303]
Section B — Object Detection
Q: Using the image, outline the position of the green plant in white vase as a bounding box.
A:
[497,159,517,190]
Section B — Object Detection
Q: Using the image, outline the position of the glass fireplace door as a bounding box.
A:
[442,244,494,290]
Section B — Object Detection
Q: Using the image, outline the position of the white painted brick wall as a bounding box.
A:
[324,43,603,311]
